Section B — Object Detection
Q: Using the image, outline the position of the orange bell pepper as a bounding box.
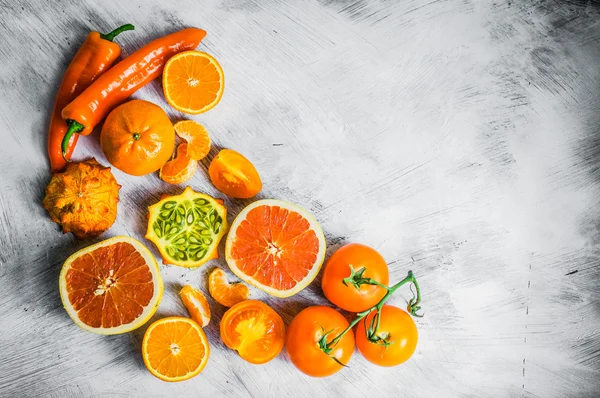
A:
[48,24,134,171]
[60,28,207,159]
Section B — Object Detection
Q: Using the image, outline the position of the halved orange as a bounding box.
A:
[59,236,163,334]
[179,285,211,327]
[225,200,326,298]
[208,267,249,307]
[220,300,285,364]
[163,51,225,115]
[159,143,197,185]
[142,317,210,382]
[174,120,211,160]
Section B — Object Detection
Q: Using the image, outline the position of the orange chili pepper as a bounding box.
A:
[60,28,207,159]
[48,24,134,171]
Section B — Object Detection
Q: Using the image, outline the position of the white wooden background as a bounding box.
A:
[1,0,599,397]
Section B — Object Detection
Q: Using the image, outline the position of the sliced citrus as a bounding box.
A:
[163,51,225,115]
[146,187,228,268]
[225,200,326,298]
[208,267,250,307]
[179,285,211,327]
[59,236,163,334]
[159,143,197,184]
[142,316,210,382]
[174,120,211,160]
[220,300,285,364]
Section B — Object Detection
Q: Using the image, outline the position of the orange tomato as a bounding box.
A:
[321,243,389,312]
[208,149,261,198]
[286,306,354,377]
[220,300,285,364]
[100,100,175,176]
[355,305,418,366]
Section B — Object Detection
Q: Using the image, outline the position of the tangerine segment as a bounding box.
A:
[163,51,225,115]
[174,120,211,161]
[146,187,228,268]
[225,200,326,298]
[59,236,163,335]
[159,143,197,185]
[142,317,210,382]
[208,268,250,307]
[180,285,211,327]
[220,300,285,364]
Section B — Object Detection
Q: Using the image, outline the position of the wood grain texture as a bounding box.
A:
[1,0,600,396]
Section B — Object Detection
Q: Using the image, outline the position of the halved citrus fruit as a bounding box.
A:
[146,187,228,268]
[142,316,210,382]
[163,51,225,115]
[225,200,326,298]
[208,267,250,307]
[174,120,211,160]
[59,236,163,334]
[220,300,285,364]
[159,143,197,185]
[179,285,211,327]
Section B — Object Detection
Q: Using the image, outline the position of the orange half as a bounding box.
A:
[163,51,225,115]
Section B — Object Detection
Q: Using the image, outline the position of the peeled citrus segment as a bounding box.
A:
[142,316,210,382]
[59,236,163,334]
[146,187,228,268]
[159,143,197,185]
[174,120,211,160]
[208,268,250,307]
[225,200,326,298]
[220,300,285,364]
[180,285,211,327]
[163,51,225,115]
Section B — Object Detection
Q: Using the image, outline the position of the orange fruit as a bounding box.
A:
[208,149,262,198]
[220,300,285,364]
[59,236,163,334]
[142,317,210,382]
[208,268,249,307]
[179,285,211,327]
[225,200,326,298]
[100,99,175,176]
[159,143,197,184]
[174,120,211,160]
[163,51,225,115]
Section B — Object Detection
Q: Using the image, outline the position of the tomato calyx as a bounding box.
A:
[342,265,389,291]
[317,327,349,368]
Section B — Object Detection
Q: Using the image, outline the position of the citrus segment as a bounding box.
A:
[59,236,163,334]
[208,268,250,307]
[220,300,285,364]
[142,317,210,382]
[163,51,224,115]
[159,143,197,185]
[174,120,211,160]
[225,200,326,298]
[146,187,228,268]
[179,285,211,327]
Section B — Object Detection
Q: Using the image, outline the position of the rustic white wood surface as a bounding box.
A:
[1,0,600,396]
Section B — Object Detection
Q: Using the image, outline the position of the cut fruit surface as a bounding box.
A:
[174,120,211,160]
[179,285,211,327]
[146,187,228,268]
[225,200,326,298]
[220,300,285,364]
[159,143,197,185]
[142,316,210,382]
[163,51,224,115]
[208,267,249,307]
[59,236,163,334]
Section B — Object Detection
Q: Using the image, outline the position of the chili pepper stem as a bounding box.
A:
[99,24,135,42]
[61,120,84,161]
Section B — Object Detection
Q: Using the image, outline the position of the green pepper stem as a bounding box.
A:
[61,120,84,161]
[99,24,135,42]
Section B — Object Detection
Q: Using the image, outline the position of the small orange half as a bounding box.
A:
[208,268,249,307]
[180,285,211,327]
[163,51,225,115]
[142,317,210,382]
[159,143,197,184]
[174,120,211,160]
